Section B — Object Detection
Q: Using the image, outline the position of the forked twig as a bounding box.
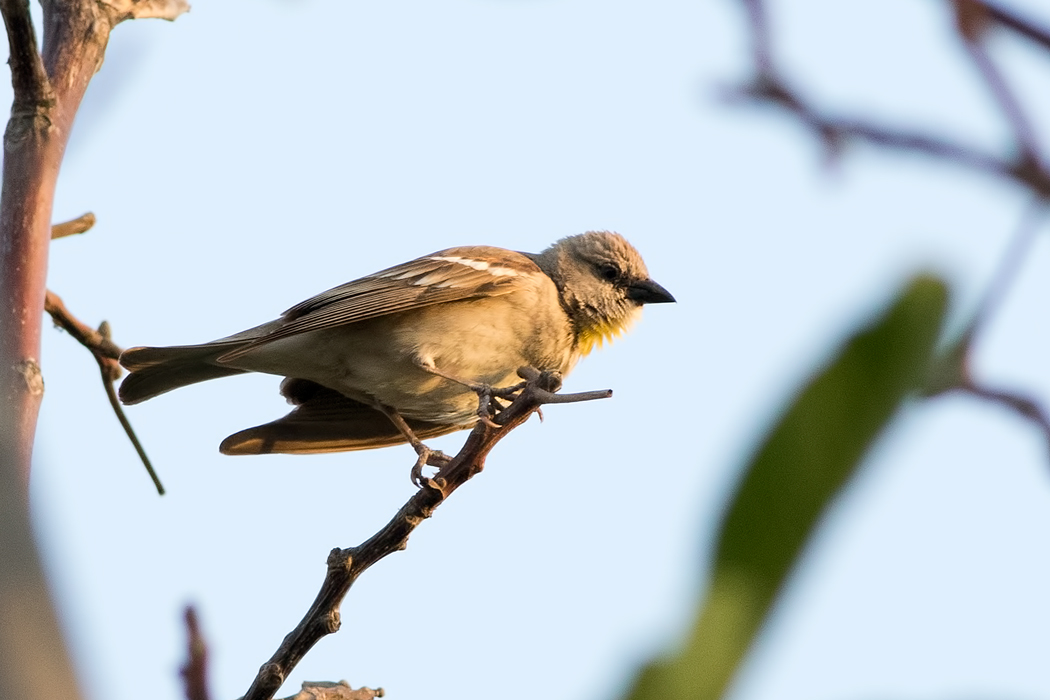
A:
[44,289,164,494]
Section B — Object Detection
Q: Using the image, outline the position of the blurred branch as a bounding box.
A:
[924,201,1050,455]
[982,0,1050,51]
[733,0,1050,462]
[726,78,1047,190]
[0,426,85,700]
[960,382,1050,454]
[181,607,211,700]
[953,1,1044,171]
[728,0,1050,196]
[241,370,610,700]
[44,289,164,494]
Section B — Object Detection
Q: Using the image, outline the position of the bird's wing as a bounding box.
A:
[217,246,541,362]
[219,383,467,454]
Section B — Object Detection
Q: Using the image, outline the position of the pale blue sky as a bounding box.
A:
[22,1,1050,699]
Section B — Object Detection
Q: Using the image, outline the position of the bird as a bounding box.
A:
[118,231,674,458]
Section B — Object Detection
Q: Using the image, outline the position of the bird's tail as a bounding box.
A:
[118,342,249,405]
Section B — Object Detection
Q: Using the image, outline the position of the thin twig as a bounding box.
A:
[44,290,164,494]
[241,371,609,700]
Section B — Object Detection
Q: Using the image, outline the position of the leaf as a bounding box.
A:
[623,274,949,700]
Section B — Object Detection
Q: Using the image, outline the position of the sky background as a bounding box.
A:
[15,0,1050,699]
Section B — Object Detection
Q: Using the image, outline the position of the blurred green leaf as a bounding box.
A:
[624,274,949,700]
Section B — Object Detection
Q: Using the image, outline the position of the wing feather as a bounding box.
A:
[218,247,541,362]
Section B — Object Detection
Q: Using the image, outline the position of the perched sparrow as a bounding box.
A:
[119,231,674,455]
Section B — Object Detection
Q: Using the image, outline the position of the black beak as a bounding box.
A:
[627,278,676,304]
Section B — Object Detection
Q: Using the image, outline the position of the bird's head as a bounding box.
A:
[533,231,675,355]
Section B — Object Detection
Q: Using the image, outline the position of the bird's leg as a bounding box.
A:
[373,402,450,486]
[415,358,525,428]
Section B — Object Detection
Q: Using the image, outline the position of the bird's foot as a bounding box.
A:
[410,444,451,488]
[472,381,527,428]
[471,369,564,426]
[372,401,452,487]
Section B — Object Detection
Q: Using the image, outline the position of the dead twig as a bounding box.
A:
[241,370,610,700]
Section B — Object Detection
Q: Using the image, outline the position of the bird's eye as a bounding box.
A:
[598,263,621,282]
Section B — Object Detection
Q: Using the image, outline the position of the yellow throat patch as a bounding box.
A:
[576,309,641,356]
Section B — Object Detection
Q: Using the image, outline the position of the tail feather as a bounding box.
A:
[220,382,467,455]
[118,342,249,405]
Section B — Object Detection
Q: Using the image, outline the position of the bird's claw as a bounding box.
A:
[410,445,450,487]
[472,381,526,428]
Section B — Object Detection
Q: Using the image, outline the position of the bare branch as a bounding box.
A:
[51,211,96,239]
[241,371,609,700]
